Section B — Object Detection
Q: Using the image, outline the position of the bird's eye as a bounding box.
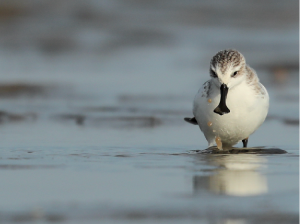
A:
[211,70,217,78]
[232,71,238,77]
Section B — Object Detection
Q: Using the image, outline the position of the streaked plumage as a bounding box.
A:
[185,49,269,150]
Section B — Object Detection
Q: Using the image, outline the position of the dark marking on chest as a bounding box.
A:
[201,81,211,98]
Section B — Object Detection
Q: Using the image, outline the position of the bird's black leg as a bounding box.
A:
[242,138,248,148]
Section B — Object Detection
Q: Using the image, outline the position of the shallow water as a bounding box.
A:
[0,118,298,223]
[0,0,298,223]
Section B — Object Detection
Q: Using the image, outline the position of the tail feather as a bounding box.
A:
[184,117,198,125]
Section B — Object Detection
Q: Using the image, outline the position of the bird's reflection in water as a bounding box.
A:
[193,154,268,196]
[221,219,246,224]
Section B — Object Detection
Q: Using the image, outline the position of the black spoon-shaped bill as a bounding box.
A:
[214,84,230,115]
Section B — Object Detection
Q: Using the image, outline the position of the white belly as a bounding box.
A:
[193,82,269,148]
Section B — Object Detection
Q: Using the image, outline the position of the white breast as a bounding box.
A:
[193,80,269,148]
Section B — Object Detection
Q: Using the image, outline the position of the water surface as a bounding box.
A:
[0,0,298,223]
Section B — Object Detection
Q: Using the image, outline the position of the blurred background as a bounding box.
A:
[0,0,297,129]
[0,1,298,223]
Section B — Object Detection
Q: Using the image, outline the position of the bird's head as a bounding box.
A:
[209,49,247,115]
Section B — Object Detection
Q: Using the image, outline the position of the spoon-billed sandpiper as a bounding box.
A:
[185,49,269,150]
